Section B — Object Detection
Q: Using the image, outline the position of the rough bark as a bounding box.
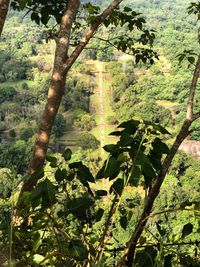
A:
[0,0,10,36]
[125,55,200,267]
[20,0,124,194]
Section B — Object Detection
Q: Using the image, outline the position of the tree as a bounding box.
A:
[11,0,157,195]
[0,0,10,36]
[74,114,96,131]
[77,132,100,150]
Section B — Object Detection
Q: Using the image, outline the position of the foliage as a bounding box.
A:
[77,132,100,150]
[0,87,17,104]
[74,113,96,131]
[1,1,200,266]
[20,127,34,141]
[0,118,198,266]
[0,139,33,173]
[52,113,66,138]
[0,119,170,266]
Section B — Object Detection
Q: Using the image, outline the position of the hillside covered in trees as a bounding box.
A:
[1,0,200,266]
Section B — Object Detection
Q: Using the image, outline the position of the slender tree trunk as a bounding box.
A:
[19,0,123,194]
[0,0,10,36]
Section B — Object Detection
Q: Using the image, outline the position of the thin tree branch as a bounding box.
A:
[95,194,118,263]
[63,0,124,72]
[187,55,200,119]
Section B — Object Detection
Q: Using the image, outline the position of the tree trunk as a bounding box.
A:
[21,0,80,193]
[20,0,123,194]
[0,0,10,36]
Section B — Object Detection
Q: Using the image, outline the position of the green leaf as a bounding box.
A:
[110,178,124,196]
[156,222,166,237]
[120,214,128,230]
[24,168,44,183]
[66,172,75,181]
[55,169,68,182]
[77,165,95,183]
[96,190,107,197]
[33,233,42,252]
[152,138,169,155]
[46,155,57,163]
[135,246,157,267]
[95,208,104,222]
[118,131,133,146]
[67,240,88,261]
[103,144,119,153]
[118,119,140,134]
[33,254,45,264]
[153,125,170,135]
[124,6,132,12]
[188,56,195,64]
[31,12,40,24]
[143,165,156,185]
[80,180,94,197]
[109,130,122,136]
[96,164,106,179]
[62,148,72,161]
[67,196,94,220]
[69,161,83,169]
[129,165,141,186]
[31,179,57,209]
[104,156,120,179]
[181,223,193,239]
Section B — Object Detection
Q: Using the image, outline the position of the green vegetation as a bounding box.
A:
[1,0,200,266]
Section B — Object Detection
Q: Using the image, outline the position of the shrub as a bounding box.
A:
[77,133,100,150]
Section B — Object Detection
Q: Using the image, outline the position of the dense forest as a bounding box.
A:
[1,0,200,266]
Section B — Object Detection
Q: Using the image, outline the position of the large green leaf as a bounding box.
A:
[118,131,133,146]
[152,124,170,135]
[31,179,57,209]
[134,246,157,267]
[118,119,140,134]
[181,223,193,239]
[55,169,68,182]
[129,165,141,186]
[103,144,119,153]
[67,240,88,261]
[95,208,104,222]
[104,156,120,179]
[95,190,108,197]
[66,196,94,220]
[152,138,169,155]
[120,214,128,230]
[77,165,95,183]
[62,148,72,161]
[110,178,124,196]
[143,162,156,187]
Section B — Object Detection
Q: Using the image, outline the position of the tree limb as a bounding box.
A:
[187,55,200,119]
[63,0,124,72]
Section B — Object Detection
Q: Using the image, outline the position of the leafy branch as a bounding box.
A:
[124,37,200,267]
